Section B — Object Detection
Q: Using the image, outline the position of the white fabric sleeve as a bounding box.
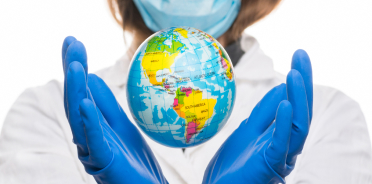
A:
[287,86,372,183]
[0,81,86,184]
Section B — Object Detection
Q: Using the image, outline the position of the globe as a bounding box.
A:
[126,27,236,148]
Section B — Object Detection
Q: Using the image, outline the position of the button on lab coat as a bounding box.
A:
[0,34,371,184]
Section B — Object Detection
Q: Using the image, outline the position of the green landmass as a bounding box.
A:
[220,46,228,60]
[145,31,186,54]
[175,87,186,105]
[185,111,196,123]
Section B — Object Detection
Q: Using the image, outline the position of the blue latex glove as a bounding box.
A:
[203,50,313,184]
[62,36,168,184]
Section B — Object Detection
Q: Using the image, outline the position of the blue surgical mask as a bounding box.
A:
[133,0,241,39]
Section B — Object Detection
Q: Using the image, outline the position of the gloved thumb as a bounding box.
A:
[79,99,113,171]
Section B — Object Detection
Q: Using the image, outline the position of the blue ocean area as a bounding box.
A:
[151,104,187,147]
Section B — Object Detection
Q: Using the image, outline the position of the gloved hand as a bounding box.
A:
[203,50,313,184]
[62,36,168,184]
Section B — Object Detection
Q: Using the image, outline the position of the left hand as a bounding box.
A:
[203,50,313,183]
[62,36,168,184]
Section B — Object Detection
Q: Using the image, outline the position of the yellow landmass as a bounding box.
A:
[224,58,233,80]
[174,28,188,38]
[180,90,216,130]
[212,43,233,80]
[142,51,179,86]
[212,43,219,50]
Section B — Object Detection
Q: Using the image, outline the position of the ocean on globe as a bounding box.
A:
[126,27,236,148]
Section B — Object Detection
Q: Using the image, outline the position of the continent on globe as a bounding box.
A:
[127,27,236,148]
[141,30,187,86]
[212,43,234,80]
[173,87,217,143]
[174,28,188,38]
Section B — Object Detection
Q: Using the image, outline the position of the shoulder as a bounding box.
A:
[273,73,369,143]
[0,80,90,183]
[20,79,63,102]
[308,85,371,155]
[312,85,364,122]
[273,72,363,117]
[287,86,372,183]
[1,79,72,154]
[8,80,63,117]
[314,84,355,104]
[309,85,370,144]
[2,79,65,137]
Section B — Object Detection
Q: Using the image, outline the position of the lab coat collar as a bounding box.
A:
[95,54,131,87]
[101,34,275,86]
[233,34,275,81]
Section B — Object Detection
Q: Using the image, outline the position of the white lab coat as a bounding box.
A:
[0,34,371,184]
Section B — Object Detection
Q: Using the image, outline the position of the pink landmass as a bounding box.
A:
[220,57,228,69]
[186,121,198,143]
[173,98,178,107]
[181,87,192,97]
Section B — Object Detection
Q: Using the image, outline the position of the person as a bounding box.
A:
[0,0,371,183]
[60,34,310,184]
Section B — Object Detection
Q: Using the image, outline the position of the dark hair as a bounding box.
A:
[107,0,281,44]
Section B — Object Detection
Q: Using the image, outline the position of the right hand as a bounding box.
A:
[203,50,313,183]
[62,36,168,184]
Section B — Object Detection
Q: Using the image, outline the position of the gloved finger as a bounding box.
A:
[286,69,310,166]
[291,49,313,121]
[66,61,89,156]
[63,40,88,75]
[245,83,287,137]
[62,36,76,116]
[266,100,293,176]
[87,74,132,132]
[62,36,77,69]
[79,98,112,169]
[63,39,87,117]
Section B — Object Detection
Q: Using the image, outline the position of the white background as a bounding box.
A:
[0,0,371,142]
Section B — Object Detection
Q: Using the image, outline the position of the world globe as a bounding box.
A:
[126,27,236,148]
